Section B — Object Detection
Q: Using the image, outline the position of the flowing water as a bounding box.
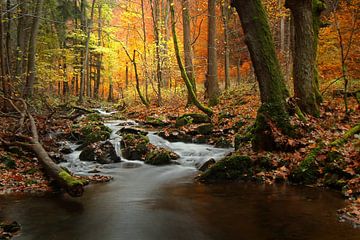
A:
[1,120,359,240]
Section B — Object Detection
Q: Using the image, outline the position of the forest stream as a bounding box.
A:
[0,118,359,240]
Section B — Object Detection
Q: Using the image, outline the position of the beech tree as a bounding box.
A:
[23,0,44,98]
[182,0,196,105]
[205,0,220,106]
[231,0,292,151]
[285,0,325,116]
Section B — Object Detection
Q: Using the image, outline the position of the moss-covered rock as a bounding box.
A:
[0,155,16,169]
[79,141,121,164]
[254,156,276,171]
[196,158,216,172]
[195,123,214,135]
[289,146,322,184]
[198,155,252,182]
[145,148,175,165]
[120,133,150,160]
[146,116,169,127]
[175,113,210,127]
[158,130,192,143]
[234,133,252,150]
[214,137,232,148]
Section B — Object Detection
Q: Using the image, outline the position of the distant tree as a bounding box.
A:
[182,0,196,105]
[23,0,44,98]
[205,0,220,106]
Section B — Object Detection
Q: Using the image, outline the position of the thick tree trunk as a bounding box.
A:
[182,0,196,105]
[285,0,320,116]
[205,0,220,106]
[231,0,292,151]
[23,0,43,98]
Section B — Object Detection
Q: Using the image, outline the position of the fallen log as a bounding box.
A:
[0,98,85,197]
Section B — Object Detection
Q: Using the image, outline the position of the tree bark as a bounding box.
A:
[15,0,28,82]
[94,4,102,99]
[231,0,292,151]
[221,1,231,90]
[205,0,220,106]
[285,0,320,116]
[182,0,196,105]
[23,0,43,99]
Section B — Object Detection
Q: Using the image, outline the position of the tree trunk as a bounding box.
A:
[15,0,28,82]
[94,4,102,99]
[222,1,231,90]
[237,58,241,86]
[182,0,196,105]
[23,0,43,99]
[0,2,9,107]
[312,0,325,104]
[231,0,292,151]
[205,0,220,106]
[78,0,87,103]
[285,0,320,116]
[169,0,213,116]
[150,0,162,106]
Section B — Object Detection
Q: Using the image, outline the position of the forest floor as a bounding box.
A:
[0,87,359,234]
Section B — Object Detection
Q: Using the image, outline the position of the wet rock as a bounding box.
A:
[1,221,21,233]
[214,137,233,148]
[145,148,179,166]
[121,162,143,169]
[198,155,252,182]
[158,130,192,143]
[175,113,210,127]
[79,141,121,164]
[117,127,148,136]
[120,133,150,160]
[48,152,66,164]
[196,158,216,172]
[193,135,209,144]
[195,123,214,135]
[60,144,73,154]
[145,116,169,127]
[116,121,137,126]
[234,133,252,150]
[88,169,101,174]
[254,156,276,171]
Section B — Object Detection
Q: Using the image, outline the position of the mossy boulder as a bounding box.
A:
[195,123,214,135]
[71,114,112,149]
[254,156,276,171]
[145,148,179,166]
[117,127,148,136]
[198,155,252,182]
[196,158,216,172]
[175,113,210,127]
[146,116,169,127]
[120,133,150,160]
[214,137,232,148]
[0,155,16,169]
[79,141,121,164]
[158,130,192,143]
[289,146,322,184]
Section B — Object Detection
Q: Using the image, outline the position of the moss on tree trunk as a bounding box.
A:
[231,0,292,151]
